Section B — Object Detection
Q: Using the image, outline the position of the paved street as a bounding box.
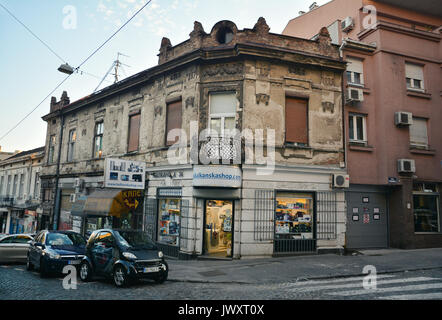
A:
[1,252,442,300]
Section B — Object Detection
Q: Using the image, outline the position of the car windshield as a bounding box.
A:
[114,231,157,250]
[46,232,86,246]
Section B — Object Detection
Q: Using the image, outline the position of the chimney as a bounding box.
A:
[309,2,319,11]
[299,11,306,15]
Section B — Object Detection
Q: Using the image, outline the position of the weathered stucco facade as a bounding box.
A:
[41,18,347,259]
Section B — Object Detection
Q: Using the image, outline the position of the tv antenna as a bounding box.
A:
[94,52,131,92]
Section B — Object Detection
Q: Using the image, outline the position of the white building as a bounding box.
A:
[0,147,44,234]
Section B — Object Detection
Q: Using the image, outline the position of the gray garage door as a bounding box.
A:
[346,191,388,249]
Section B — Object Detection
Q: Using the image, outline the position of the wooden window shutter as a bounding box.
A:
[285,97,308,144]
[166,100,182,146]
[128,113,141,152]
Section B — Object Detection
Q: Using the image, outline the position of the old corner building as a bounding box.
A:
[40,17,349,259]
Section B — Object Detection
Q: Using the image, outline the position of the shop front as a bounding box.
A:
[145,165,241,259]
[274,192,316,253]
[155,188,183,258]
[71,189,144,237]
[204,200,234,258]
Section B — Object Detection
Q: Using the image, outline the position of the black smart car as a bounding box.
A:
[27,230,87,277]
[79,229,168,287]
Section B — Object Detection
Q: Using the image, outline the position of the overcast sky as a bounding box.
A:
[0,0,329,152]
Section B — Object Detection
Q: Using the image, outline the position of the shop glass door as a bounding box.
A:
[204,200,233,258]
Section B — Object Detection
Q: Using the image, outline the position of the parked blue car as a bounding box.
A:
[27,230,86,277]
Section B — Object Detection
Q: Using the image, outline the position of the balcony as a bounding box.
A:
[0,195,40,209]
[198,136,242,165]
[0,196,14,207]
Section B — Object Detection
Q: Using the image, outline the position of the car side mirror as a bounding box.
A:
[35,242,45,249]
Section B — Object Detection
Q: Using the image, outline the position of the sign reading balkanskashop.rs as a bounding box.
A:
[193,166,242,188]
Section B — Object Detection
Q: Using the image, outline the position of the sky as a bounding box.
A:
[0,0,330,153]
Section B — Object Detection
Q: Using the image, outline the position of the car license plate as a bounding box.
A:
[143,267,159,273]
[68,260,81,265]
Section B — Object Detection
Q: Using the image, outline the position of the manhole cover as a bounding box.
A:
[198,270,226,277]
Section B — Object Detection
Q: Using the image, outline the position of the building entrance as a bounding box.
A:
[204,200,233,258]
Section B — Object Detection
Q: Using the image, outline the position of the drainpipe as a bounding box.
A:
[52,112,65,230]
[339,40,348,171]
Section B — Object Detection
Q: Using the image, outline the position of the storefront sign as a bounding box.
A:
[151,171,184,179]
[105,158,146,190]
[193,166,242,188]
[158,188,182,198]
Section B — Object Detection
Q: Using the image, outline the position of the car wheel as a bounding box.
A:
[79,261,93,282]
[155,263,168,284]
[39,258,49,278]
[113,265,128,288]
[26,256,33,271]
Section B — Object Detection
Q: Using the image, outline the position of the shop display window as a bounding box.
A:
[275,193,313,239]
[414,194,440,233]
[158,199,181,246]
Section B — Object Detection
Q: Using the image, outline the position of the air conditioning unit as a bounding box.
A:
[333,174,350,188]
[397,159,416,173]
[341,17,354,32]
[74,178,84,189]
[395,112,413,126]
[70,194,76,203]
[347,88,364,102]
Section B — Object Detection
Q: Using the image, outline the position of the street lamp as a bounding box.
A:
[57,63,74,75]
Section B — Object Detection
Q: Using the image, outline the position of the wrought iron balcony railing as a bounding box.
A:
[198,136,242,164]
[0,196,14,207]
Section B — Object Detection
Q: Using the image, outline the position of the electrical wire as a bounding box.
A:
[0,2,112,84]
[0,2,66,63]
[0,0,152,143]
[0,74,72,142]
[76,0,152,69]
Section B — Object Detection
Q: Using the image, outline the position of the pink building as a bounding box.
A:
[284,0,442,249]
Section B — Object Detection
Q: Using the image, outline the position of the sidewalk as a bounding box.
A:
[166,248,442,284]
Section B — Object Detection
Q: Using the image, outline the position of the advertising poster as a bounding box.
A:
[105,158,146,190]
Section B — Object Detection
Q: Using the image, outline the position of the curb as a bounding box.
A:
[165,265,442,285]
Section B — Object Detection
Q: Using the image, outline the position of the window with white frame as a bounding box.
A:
[405,63,424,91]
[67,129,76,162]
[346,57,364,86]
[12,174,18,197]
[409,117,428,148]
[93,122,104,158]
[48,135,56,164]
[209,92,237,136]
[6,175,11,196]
[34,172,40,199]
[18,173,24,199]
[0,176,4,195]
[349,114,367,144]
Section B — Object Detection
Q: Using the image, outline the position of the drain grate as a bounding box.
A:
[198,270,227,277]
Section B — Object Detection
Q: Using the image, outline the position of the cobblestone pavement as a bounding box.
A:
[1,263,442,300]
